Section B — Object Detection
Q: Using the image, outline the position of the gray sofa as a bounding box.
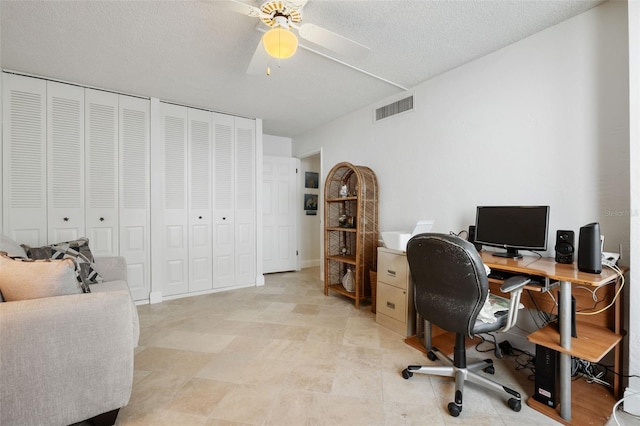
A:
[0,256,139,426]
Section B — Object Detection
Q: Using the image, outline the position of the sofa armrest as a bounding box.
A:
[0,291,134,426]
[93,256,128,282]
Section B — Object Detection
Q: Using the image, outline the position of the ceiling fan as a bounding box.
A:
[224,0,372,74]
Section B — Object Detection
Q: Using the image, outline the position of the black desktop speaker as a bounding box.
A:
[468,225,483,251]
[534,345,559,408]
[578,222,602,274]
[555,230,575,264]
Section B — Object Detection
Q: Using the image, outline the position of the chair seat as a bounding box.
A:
[472,310,508,334]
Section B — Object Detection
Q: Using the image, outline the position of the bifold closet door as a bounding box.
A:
[2,73,47,246]
[160,104,189,296]
[234,117,256,286]
[188,108,213,292]
[85,89,119,257]
[119,95,150,301]
[47,81,85,243]
[212,113,235,288]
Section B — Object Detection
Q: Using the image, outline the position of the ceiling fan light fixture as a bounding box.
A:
[262,27,298,59]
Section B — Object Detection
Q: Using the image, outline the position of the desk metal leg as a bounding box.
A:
[559,280,572,421]
[417,313,432,350]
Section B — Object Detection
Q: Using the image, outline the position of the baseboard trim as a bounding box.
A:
[149,291,163,304]
[301,259,320,269]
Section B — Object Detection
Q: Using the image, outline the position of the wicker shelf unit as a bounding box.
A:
[324,162,379,309]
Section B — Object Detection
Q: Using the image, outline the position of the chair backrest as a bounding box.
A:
[406,233,488,337]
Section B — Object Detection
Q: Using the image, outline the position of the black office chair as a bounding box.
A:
[401,233,530,417]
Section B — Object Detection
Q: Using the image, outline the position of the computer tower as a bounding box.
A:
[534,345,559,408]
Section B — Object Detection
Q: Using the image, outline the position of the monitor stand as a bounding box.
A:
[492,248,523,259]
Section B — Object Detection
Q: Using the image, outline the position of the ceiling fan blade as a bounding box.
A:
[246,41,271,75]
[221,0,262,18]
[285,0,309,11]
[295,23,371,60]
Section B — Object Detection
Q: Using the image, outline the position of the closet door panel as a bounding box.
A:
[2,74,47,246]
[188,108,213,292]
[85,89,119,256]
[161,104,189,296]
[212,113,235,288]
[234,117,256,285]
[47,81,85,243]
[119,95,150,301]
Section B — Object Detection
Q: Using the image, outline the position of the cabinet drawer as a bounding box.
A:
[376,281,407,323]
[378,253,408,289]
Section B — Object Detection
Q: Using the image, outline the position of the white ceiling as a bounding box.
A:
[1,0,605,138]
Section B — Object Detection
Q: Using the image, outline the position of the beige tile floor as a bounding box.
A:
[117,267,563,425]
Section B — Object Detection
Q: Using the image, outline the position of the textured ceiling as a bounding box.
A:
[0,0,605,138]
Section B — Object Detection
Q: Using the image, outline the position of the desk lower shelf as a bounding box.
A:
[527,379,617,426]
[527,322,622,363]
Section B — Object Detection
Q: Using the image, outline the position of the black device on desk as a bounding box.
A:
[474,205,550,259]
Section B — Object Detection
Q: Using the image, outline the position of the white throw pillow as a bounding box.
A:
[0,255,82,301]
[0,234,27,258]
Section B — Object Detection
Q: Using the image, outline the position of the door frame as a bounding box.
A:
[296,148,323,281]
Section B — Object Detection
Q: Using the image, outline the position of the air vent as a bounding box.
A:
[375,95,414,121]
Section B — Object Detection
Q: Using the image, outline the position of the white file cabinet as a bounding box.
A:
[376,247,415,336]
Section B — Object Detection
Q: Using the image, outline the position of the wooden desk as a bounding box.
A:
[481,252,625,424]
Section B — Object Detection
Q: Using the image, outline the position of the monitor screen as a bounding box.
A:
[474,206,550,258]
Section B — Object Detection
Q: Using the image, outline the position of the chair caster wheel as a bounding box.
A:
[427,351,438,362]
[402,369,413,379]
[508,398,521,412]
[447,402,461,417]
[483,365,495,374]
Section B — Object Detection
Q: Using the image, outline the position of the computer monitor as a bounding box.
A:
[474,206,550,259]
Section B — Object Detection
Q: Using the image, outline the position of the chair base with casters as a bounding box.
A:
[401,233,531,418]
[402,333,521,417]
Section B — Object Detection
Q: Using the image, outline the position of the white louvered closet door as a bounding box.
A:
[212,112,235,288]
[47,81,85,243]
[234,117,256,286]
[119,95,150,302]
[188,108,213,292]
[161,104,189,296]
[85,89,119,256]
[2,73,47,246]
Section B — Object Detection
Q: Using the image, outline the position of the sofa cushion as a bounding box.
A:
[0,234,27,258]
[21,237,103,290]
[0,256,83,301]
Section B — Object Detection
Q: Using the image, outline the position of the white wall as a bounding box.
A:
[293,0,635,384]
[263,134,292,157]
[294,1,629,259]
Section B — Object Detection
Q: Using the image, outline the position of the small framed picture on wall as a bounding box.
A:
[304,194,318,215]
[305,172,319,189]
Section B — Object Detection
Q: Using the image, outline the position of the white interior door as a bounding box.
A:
[263,156,298,273]
[234,117,256,286]
[47,81,85,243]
[2,73,47,246]
[161,104,189,296]
[212,112,235,288]
[188,108,213,292]
[119,95,150,301]
[85,89,119,256]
